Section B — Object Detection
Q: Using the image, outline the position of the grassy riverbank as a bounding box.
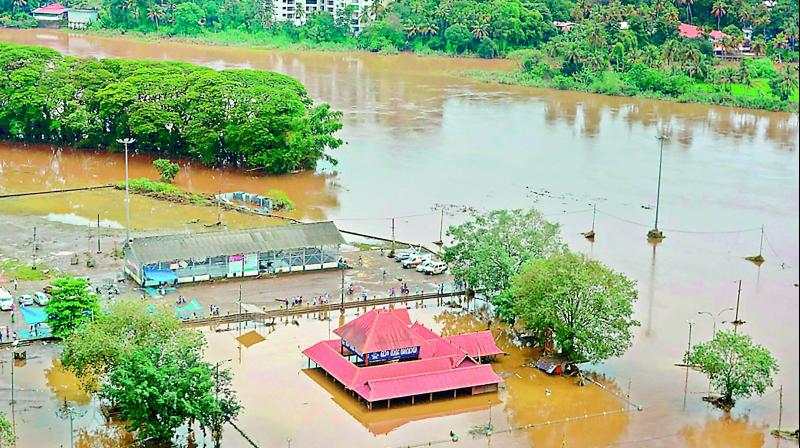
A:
[464,64,799,113]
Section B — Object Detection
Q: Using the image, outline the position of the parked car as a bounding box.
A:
[33,291,50,306]
[17,295,34,306]
[393,250,417,262]
[416,259,436,272]
[422,261,448,275]
[0,288,13,311]
[402,254,432,269]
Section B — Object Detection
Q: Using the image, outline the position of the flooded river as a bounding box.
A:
[0,29,798,447]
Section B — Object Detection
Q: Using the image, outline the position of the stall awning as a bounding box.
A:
[144,269,178,284]
[21,306,48,325]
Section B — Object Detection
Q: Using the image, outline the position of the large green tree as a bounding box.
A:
[60,299,197,391]
[509,252,640,363]
[44,276,100,339]
[685,330,779,409]
[443,208,564,299]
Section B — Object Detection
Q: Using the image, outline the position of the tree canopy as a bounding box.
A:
[0,42,343,173]
[685,330,779,409]
[43,276,100,339]
[509,252,640,363]
[443,208,564,299]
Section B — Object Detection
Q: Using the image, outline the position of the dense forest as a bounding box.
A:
[0,42,343,172]
[0,0,798,110]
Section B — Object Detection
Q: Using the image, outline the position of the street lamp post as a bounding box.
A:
[10,341,18,405]
[697,307,734,336]
[648,135,668,240]
[339,261,346,311]
[55,399,86,448]
[116,138,135,243]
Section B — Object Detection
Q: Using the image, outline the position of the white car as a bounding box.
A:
[33,292,50,306]
[402,254,431,269]
[422,261,448,275]
[17,295,34,306]
[416,260,436,272]
[0,288,13,311]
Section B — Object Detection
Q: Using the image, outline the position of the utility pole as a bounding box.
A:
[388,218,396,258]
[584,203,597,240]
[436,209,445,245]
[648,135,668,240]
[238,285,242,314]
[340,264,345,311]
[759,225,764,258]
[96,214,101,254]
[116,138,135,243]
[31,226,37,270]
[777,384,783,432]
[732,280,745,328]
[10,341,17,405]
[686,320,696,359]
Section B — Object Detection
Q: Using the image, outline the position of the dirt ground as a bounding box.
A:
[0,212,454,324]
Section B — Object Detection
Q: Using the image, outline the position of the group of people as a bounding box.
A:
[209,304,221,316]
[0,327,17,343]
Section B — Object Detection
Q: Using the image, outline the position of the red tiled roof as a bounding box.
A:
[360,364,502,402]
[444,331,505,358]
[678,23,729,40]
[333,308,427,355]
[303,340,358,386]
[33,2,67,14]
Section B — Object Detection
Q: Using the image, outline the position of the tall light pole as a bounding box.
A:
[648,135,668,240]
[697,307,734,336]
[117,138,135,243]
[55,399,86,448]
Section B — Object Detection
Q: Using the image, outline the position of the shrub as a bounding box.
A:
[266,189,295,211]
[152,158,180,183]
[476,38,500,59]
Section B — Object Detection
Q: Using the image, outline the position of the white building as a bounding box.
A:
[273,0,371,34]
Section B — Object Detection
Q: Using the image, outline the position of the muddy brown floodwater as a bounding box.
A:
[0,29,798,447]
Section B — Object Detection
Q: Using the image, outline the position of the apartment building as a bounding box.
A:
[273,0,370,34]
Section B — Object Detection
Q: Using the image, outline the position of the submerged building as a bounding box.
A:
[123,221,345,286]
[303,308,504,409]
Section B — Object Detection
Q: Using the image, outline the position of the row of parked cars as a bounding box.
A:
[0,288,49,311]
[393,250,448,275]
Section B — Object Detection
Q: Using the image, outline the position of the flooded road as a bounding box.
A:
[0,29,798,447]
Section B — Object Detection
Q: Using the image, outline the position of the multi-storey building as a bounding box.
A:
[273,0,372,34]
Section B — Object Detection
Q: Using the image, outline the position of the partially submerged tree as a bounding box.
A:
[61,299,197,391]
[509,252,640,363]
[44,276,100,339]
[685,330,779,410]
[443,208,564,301]
[0,412,13,448]
[152,158,180,183]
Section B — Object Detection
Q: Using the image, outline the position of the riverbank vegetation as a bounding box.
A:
[3,0,797,111]
[116,178,211,205]
[0,42,343,173]
[444,209,639,364]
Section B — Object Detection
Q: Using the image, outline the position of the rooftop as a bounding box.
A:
[678,23,729,40]
[33,3,67,14]
[125,221,345,264]
[304,308,504,404]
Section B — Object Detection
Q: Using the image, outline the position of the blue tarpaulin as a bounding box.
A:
[144,269,178,284]
[175,299,203,314]
[20,306,48,325]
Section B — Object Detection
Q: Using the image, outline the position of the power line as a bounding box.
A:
[595,209,763,235]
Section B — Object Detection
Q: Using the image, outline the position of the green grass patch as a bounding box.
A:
[265,189,295,211]
[116,178,210,205]
[0,258,50,281]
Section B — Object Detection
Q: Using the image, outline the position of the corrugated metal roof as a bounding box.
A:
[361,364,502,402]
[126,221,344,264]
[444,331,505,358]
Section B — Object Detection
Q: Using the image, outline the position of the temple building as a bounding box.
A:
[303,308,504,409]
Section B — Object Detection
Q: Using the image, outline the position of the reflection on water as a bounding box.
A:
[47,213,124,229]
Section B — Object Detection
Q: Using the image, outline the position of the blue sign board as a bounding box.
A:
[366,346,420,363]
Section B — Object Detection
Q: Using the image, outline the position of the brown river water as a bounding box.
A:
[0,29,798,447]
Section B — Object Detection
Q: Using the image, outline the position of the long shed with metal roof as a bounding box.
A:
[123,221,345,286]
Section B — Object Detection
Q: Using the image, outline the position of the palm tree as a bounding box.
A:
[738,4,753,28]
[711,0,727,30]
[11,0,27,14]
[684,0,694,23]
[369,0,384,21]
[471,18,489,40]
[662,39,679,67]
[404,21,421,39]
[718,67,738,93]
[564,44,583,70]
[587,25,605,48]
[750,36,766,56]
[147,3,164,30]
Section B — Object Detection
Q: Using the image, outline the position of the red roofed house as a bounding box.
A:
[32,3,68,27]
[678,23,739,56]
[303,308,505,409]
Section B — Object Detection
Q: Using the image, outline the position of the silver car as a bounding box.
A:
[17,295,34,306]
[33,292,50,306]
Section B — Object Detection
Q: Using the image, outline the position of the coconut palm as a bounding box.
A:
[661,39,680,67]
[684,0,694,22]
[369,0,384,21]
[471,17,489,40]
[12,0,27,14]
[404,21,421,38]
[147,3,165,30]
[750,36,766,56]
[711,0,727,30]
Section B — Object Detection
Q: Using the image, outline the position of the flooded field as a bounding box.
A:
[0,29,798,447]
